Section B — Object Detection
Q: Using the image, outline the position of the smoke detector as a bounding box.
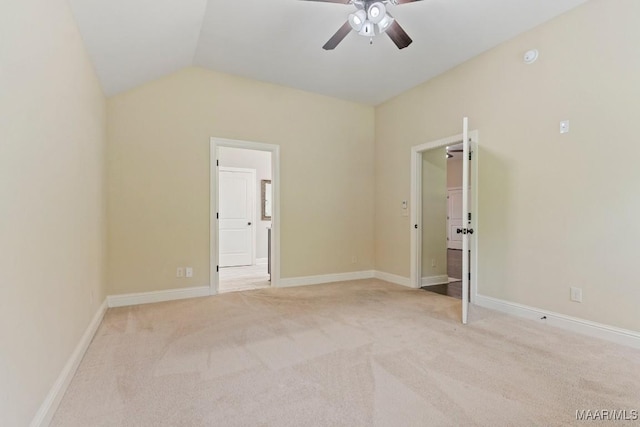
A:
[523,49,539,64]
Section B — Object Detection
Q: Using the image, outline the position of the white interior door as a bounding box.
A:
[219,168,255,267]
[461,118,471,324]
[447,189,463,250]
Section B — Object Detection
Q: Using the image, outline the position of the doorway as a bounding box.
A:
[410,122,478,323]
[210,138,280,295]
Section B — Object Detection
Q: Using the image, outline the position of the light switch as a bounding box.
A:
[185,267,193,278]
[560,120,570,134]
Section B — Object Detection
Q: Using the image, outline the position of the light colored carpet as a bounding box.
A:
[219,264,270,293]
[52,279,640,426]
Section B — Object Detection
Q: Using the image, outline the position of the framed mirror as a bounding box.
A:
[261,179,272,220]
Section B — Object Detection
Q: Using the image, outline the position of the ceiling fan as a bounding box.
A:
[304,0,422,50]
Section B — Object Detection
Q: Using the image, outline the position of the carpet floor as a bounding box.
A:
[51,279,640,426]
[219,264,270,293]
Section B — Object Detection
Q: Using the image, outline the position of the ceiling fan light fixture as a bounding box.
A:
[358,20,375,36]
[367,2,386,24]
[377,13,394,33]
[348,10,367,31]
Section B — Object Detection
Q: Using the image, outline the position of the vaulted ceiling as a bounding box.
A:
[68,0,587,105]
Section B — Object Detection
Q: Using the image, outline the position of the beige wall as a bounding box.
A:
[218,146,272,260]
[0,0,106,425]
[422,148,448,280]
[107,67,375,294]
[375,0,640,331]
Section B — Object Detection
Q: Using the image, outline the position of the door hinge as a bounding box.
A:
[468,272,471,280]
[468,212,471,221]
[216,212,219,219]
[216,265,219,272]
[216,159,219,166]
[468,152,472,160]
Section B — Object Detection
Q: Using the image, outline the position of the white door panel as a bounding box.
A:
[447,189,463,250]
[448,222,463,250]
[219,168,255,267]
[462,118,470,324]
[221,175,249,219]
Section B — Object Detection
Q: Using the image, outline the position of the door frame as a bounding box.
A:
[210,137,281,295]
[218,166,257,267]
[410,130,479,303]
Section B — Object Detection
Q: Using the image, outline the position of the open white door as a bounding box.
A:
[461,117,470,324]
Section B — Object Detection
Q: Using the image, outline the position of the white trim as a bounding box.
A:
[470,137,479,304]
[475,294,640,349]
[278,270,374,288]
[410,129,479,311]
[218,166,257,267]
[107,286,210,308]
[211,138,281,294]
[462,117,469,324]
[373,270,413,288]
[410,147,421,289]
[421,274,450,287]
[256,258,268,265]
[30,300,107,427]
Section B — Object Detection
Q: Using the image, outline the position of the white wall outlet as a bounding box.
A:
[570,287,582,303]
[176,267,184,278]
[431,259,436,268]
[401,200,407,209]
[185,267,193,278]
[560,120,570,134]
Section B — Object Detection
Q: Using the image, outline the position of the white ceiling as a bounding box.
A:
[69,0,587,105]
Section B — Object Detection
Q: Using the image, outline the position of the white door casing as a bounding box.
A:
[219,167,256,267]
[410,121,478,324]
[211,137,281,295]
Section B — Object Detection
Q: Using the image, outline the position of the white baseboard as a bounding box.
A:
[421,274,449,287]
[107,286,211,308]
[278,270,374,288]
[256,258,268,265]
[475,294,640,349]
[30,300,107,427]
[373,271,412,288]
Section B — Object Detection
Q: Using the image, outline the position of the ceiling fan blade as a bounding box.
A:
[395,0,424,4]
[323,21,352,50]
[300,0,351,3]
[386,21,412,49]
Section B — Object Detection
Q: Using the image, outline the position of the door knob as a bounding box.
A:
[248,222,252,226]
